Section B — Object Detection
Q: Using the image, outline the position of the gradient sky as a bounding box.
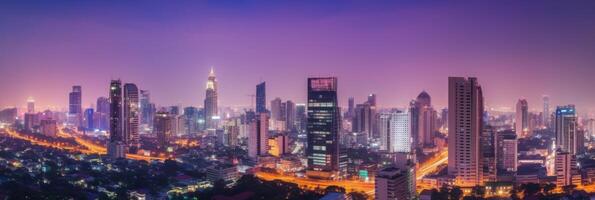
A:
[1,1,595,114]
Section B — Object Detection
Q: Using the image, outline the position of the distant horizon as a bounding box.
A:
[2,1,595,115]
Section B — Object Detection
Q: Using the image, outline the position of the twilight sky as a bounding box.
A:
[1,1,595,114]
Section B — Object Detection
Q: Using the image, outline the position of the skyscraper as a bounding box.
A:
[448,77,484,187]
[285,100,296,131]
[416,91,436,147]
[352,103,375,140]
[481,126,497,183]
[108,80,126,159]
[515,99,530,138]
[389,111,411,153]
[154,111,174,150]
[123,83,140,153]
[555,150,581,187]
[96,97,110,131]
[270,97,285,131]
[346,97,355,119]
[27,97,34,113]
[69,86,82,127]
[204,67,219,129]
[140,90,155,128]
[84,108,94,131]
[555,105,577,154]
[543,96,550,128]
[306,77,340,178]
[256,82,266,113]
[295,104,307,134]
[378,112,391,151]
[248,113,269,159]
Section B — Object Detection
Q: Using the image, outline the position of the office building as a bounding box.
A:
[515,99,530,138]
[378,112,391,151]
[108,80,126,159]
[306,77,341,178]
[375,166,414,200]
[448,77,484,187]
[96,97,110,131]
[69,86,83,127]
[27,97,34,113]
[248,113,269,159]
[124,83,140,153]
[24,112,40,132]
[84,108,94,130]
[555,105,577,154]
[389,111,411,153]
[40,119,57,137]
[555,150,581,187]
[154,111,174,150]
[256,82,266,113]
[497,130,517,172]
[204,68,219,129]
[543,96,550,128]
[482,126,497,182]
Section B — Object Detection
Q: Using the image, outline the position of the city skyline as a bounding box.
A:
[2,1,595,112]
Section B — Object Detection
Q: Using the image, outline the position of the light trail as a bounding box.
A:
[255,171,375,197]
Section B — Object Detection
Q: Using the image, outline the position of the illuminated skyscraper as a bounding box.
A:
[69,86,83,127]
[154,111,174,150]
[389,111,412,153]
[84,108,94,130]
[353,103,375,139]
[378,112,391,151]
[27,97,35,113]
[375,166,414,200]
[140,90,155,129]
[108,80,126,159]
[204,67,219,129]
[555,105,577,154]
[481,126,497,182]
[285,100,296,131]
[448,77,484,187]
[306,77,340,178]
[515,99,530,138]
[256,82,266,113]
[123,83,140,153]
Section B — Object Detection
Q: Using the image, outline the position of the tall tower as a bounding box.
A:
[124,83,140,153]
[555,105,577,154]
[96,97,110,131]
[69,86,83,127]
[204,67,219,129]
[248,113,269,159]
[389,111,411,153]
[448,77,484,187]
[306,77,340,178]
[256,82,266,113]
[27,97,35,113]
[515,99,530,138]
[416,91,436,147]
[108,80,126,158]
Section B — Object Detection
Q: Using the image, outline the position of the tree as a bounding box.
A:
[348,192,368,200]
[325,185,346,194]
[542,183,556,195]
[509,188,520,200]
[520,183,541,197]
[562,184,576,195]
[449,186,463,200]
[471,185,485,198]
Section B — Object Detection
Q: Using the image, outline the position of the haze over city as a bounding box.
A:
[2,1,595,112]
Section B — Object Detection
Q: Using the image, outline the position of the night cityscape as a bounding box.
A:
[1,1,595,200]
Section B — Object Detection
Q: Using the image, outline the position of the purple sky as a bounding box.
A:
[1,1,595,114]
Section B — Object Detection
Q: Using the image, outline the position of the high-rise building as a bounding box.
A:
[248,113,269,159]
[204,68,219,129]
[440,108,448,130]
[415,91,436,147]
[27,97,35,113]
[515,99,530,138]
[285,100,296,131]
[84,108,94,130]
[107,80,126,159]
[140,90,155,127]
[306,77,341,178]
[367,93,377,107]
[497,130,517,172]
[353,103,375,140]
[154,111,174,150]
[95,97,110,131]
[24,112,40,132]
[256,82,266,113]
[389,111,412,153]
[123,83,140,153]
[0,108,17,124]
[69,86,83,127]
[555,150,581,187]
[268,134,289,157]
[482,126,497,183]
[346,97,355,119]
[555,105,577,154]
[448,77,484,187]
[378,112,392,151]
[543,96,550,128]
[375,166,414,200]
[183,107,199,134]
